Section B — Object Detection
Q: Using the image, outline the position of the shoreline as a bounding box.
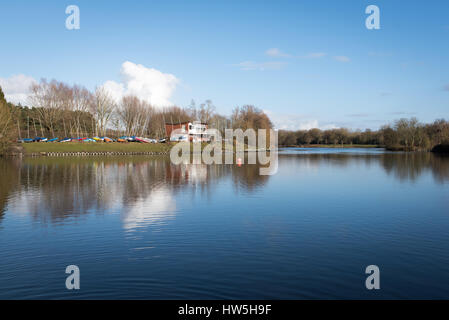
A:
[5,142,173,157]
[4,142,270,157]
[280,144,381,149]
[3,143,448,157]
[281,144,449,154]
[21,151,171,157]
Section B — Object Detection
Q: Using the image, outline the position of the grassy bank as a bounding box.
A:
[21,141,256,155]
[19,142,379,156]
[22,142,172,154]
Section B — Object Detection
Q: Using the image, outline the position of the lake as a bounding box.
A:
[0,148,449,299]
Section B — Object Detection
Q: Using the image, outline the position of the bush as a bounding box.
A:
[0,86,14,155]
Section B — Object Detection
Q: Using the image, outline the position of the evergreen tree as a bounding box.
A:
[0,86,6,106]
[0,86,13,154]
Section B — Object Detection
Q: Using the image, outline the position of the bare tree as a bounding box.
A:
[395,118,419,150]
[28,79,72,137]
[91,87,116,137]
[71,85,94,137]
[231,105,272,130]
[117,96,149,136]
[198,100,215,123]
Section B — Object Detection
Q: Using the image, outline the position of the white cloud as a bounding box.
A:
[296,119,319,130]
[266,49,327,59]
[0,74,37,105]
[346,113,371,118]
[334,56,351,63]
[368,51,392,57]
[102,80,125,103]
[300,52,327,59]
[265,48,291,58]
[103,61,179,107]
[234,61,287,71]
[265,110,337,130]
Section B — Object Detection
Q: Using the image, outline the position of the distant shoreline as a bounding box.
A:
[281,144,449,154]
[280,144,381,149]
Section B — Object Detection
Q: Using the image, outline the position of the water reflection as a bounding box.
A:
[381,153,449,183]
[122,187,176,231]
[0,151,448,228]
[0,157,271,228]
[0,159,19,225]
[280,151,449,183]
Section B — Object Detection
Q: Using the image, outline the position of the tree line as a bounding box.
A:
[3,78,447,153]
[278,118,449,151]
[0,79,273,153]
[0,87,13,153]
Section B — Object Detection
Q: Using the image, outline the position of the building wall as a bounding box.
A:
[188,122,208,135]
[165,122,209,141]
[165,123,188,137]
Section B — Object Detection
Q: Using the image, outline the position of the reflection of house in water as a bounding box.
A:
[2,153,448,227]
[3,157,272,226]
[165,164,208,186]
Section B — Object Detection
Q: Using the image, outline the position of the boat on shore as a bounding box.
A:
[34,137,48,142]
[18,135,164,145]
[136,137,153,143]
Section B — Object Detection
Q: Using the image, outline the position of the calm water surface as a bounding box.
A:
[0,148,449,299]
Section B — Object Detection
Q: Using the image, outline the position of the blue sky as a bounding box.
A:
[0,0,448,130]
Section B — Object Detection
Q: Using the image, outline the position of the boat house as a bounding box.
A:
[165,121,210,142]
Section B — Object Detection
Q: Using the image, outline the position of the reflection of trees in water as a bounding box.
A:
[280,153,376,170]
[430,154,449,183]
[2,157,270,225]
[280,152,449,183]
[3,153,448,225]
[0,159,20,224]
[15,159,107,223]
[232,164,270,192]
[381,153,449,183]
[381,153,428,182]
